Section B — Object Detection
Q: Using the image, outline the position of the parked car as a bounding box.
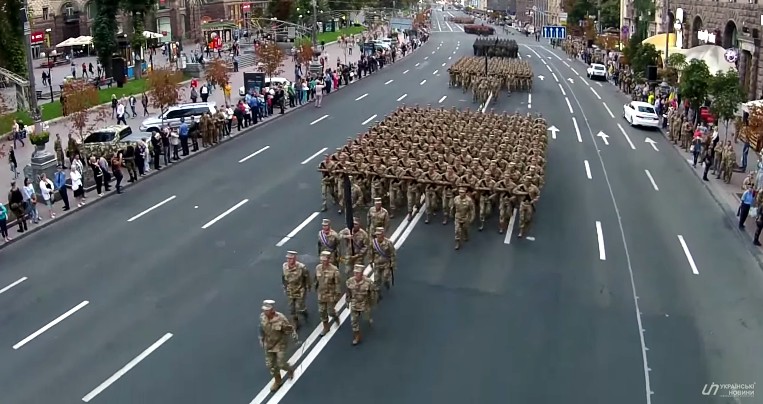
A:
[623,101,660,128]
[79,124,137,158]
[140,102,217,132]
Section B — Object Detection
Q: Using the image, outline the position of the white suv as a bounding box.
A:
[586,63,607,80]
[140,102,217,132]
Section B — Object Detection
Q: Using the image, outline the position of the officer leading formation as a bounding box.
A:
[317,105,547,249]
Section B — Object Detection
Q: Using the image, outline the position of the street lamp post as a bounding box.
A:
[663,0,670,68]
[21,0,42,133]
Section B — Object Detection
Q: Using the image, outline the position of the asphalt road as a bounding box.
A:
[1,9,761,404]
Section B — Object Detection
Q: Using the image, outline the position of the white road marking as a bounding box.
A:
[546,64,552,72]
[644,170,659,191]
[563,61,570,67]
[415,63,420,67]
[309,115,329,125]
[238,146,271,163]
[603,102,615,118]
[504,209,517,244]
[384,79,394,85]
[558,84,566,96]
[300,147,328,165]
[584,160,592,179]
[595,221,606,261]
[525,236,535,241]
[424,56,429,60]
[420,80,427,85]
[0,277,27,295]
[448,56,451,60]
[432,50,436,54]
[438,95,447,103]
[433,70,438,75]
[617,123,637,150]
[677,235,699,275]
[355,93,368,101]
[276,212,320,247]
[441,62,446,67]
[565,97,574,114]
[597,82,603,87]
[126,196,177,222]
[253,196,428,404]
[552,73,559,82]
[453,50,456,54]
[403,69,409,74]
[361,114,377,125]
[201,199,249,229]
[527,93,532,109]
[397,94,407,101]
[541,59,547,65]
[572,117,582,143]
[13,301,89,350]
[590,87,602,100]
[82,333,174,402]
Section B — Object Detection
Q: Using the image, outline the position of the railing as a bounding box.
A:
[0,66,29,86]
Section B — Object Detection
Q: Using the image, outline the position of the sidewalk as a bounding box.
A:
[0,38,423,249]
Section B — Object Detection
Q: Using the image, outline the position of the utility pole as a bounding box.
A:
[596,0,601,33]
[663,0,670,68]
[311,0,318,47]
[21,0,42,132]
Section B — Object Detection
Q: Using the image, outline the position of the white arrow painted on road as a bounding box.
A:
[645,137,659,151]
[567,77,574,83]
[538,75,544,80]
[547,125,559,139]
[547,56,552,59]
[526,54,532,58]
[596,131,610,145]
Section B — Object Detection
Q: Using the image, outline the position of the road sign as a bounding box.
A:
[559,12,568,26]
[542,25,566,39]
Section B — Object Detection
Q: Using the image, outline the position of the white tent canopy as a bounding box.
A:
[56,36,92,47]
[671,44,736,74]
[143,31,163,39]
[55,37,77,48]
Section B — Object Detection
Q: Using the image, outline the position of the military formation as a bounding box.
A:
[447,16,475,24]
[316,105,547,249]
[448,57,533,104]
[668,110,737,183]
[473,38,519,58]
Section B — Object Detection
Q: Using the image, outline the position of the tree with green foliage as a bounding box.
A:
[623,40,660,80]
[92,0,120,77]
[268,0,295,21]
[0,0,28,77]
[709,70,746,138]
[120,0,157,79]
[631,0,655,42]
[598,0,620,29]
[679,59,711,124]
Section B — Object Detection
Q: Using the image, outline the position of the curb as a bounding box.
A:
[0,45,423,250]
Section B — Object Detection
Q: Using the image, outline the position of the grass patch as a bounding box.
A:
[309,26,367,44]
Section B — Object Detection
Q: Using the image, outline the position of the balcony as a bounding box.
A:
[63,11,80,24]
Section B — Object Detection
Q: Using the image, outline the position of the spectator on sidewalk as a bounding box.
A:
[690,133,703,167]
[70,167,85,207]
[129,95,138,118]
[178,118,190,156]
[754,210,763,247]
[0,202,9,242]
[8,147,18,180]
[170,128,180,160]
[151,132,162,170]
[54,166,70,211]
[39,173,56,219]
[738,185,754,229]
[98,155,112,191]
[7,181,26,233]
[111,153,124,194]
[89,156,105,196]
[142,93,150,116]
[111,95,118,118]
[137,139,149,174]
[12,120,25,148]
[123,144,138,182]
[54,134,66,168]
[116,101,127,125]
[22,177,40,224]
[315,80,325,107]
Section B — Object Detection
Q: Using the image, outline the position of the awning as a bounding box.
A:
[70,36,93,46]
[641,33,676,49]
[143,31,164,39]
[55,37,77,48]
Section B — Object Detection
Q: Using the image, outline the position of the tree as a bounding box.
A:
[256,41,286,78]
[295,39,314,67]
[631,0,655,42]
[709,70,746,139]
[146,67,183,115]
[0,0,28,76]
[268,0,295,20]
[679,59,711,123]
[92,0,120,77]
[598,0,620,29]
[121,0,157,80]
[62,80,105,142]
[624,42,660,79]
[205,58,231,86]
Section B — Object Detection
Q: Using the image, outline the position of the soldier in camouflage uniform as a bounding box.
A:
[259,301,296,392]
[281,251,311,328]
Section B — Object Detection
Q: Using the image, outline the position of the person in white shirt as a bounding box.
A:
[70,168,85,207]
[116,102,127,125]
[38,173,56,219]
[315,81,325,107]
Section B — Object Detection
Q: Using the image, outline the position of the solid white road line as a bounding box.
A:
[595,221,606,261]
[617,123,637,150]
[384,79,394,85]
[355,93,368,101]
[0,277,27,295]
[201,199,249,229]
[584,160,592,179]
[420,80,427,85]
[565,97,574,114]
[361,114,377,125]
[276,212,320,247]
[438,95,447,103]
[677,235,699,275]
[397,94,407,101]
[238,146,271,163]
[503,208,517,244]
[309,115,329,125]
[603,102,615,118]
[644,170,659,191]
[13,301,89,350]
[127,196,177,222]
[82,333,173,402]
[558,84,566,96]
[590,87,602,100]
[552,73,559,82]
[300,147,328,165]
[527,93,532,109]
[572,117,582,143]
[403,69,409,74]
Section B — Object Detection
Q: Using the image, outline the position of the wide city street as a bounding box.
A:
[0,9,761,404]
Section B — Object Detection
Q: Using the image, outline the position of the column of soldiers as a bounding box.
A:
[447,57,533,105]
[317,105,547,250]
[447,16,475,24]
[668,109,737,183]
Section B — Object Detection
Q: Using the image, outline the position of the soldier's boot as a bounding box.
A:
[454,239,461,250]
[389,210,395,219]
[442,215,448,225]
[292,316,300,329]
[498,220,506,234]
[321,202,327,212]
[352,331,361,346]
[286,367,295,380]
[406,211,413,221]
[517,225,525,238]
[271,374,283,392]
[424,213,430,224]
[321,321,330,336]
[478,219,485,231]
[331,314,340,324]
